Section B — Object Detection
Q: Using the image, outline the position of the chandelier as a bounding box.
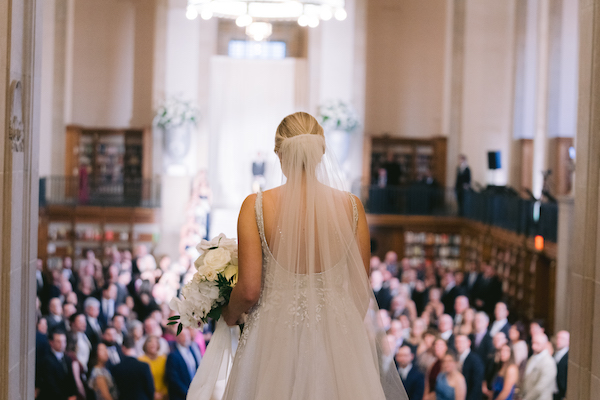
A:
[186,0,347,41]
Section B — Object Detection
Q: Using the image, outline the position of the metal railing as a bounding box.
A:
[40,176,161,208]
[359,185,558,242]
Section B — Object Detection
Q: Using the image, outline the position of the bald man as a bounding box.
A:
[554,331,569,400]
[522,333,557,400]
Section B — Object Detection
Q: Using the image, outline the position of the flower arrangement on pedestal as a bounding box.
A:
[154,97,200,162]
[318,99,360,163]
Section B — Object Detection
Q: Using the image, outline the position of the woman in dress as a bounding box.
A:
[138,335,168,399]
[490,344,518,400]
[457,308,475,336]
[435,353,466,400]
[88,343,118,400]
[425,338,448,399]
[220,112,408,399]
[415,330,438,374]
[508,322,528,369]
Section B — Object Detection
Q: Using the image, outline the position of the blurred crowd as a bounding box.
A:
[373,251,569,400]
[35,246,206,400]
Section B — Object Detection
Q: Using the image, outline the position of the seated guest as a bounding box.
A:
[425,338,448,399]
[139,335,168,400]
[470,312,493,364]
[554,331,569,400]
[396,345,425,400]
[435,352,467,400]
[166,328,202,400]
[489,302,511,338]
[454,335,484,400]
[110,335,155,400]
[37,330,78,400]
[491,344,518,400]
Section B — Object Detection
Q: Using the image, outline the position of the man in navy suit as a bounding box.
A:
[37,330,77,400]
[98,283,117,330]
[554,331,569,400]
[396,345,424,400]
[110,335,155,400]
[84,297,103,347]
[470,312,494,363]
[455,335,484,400]
[166,327,202,400]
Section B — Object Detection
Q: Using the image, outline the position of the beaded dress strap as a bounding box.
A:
[254,191,267,247]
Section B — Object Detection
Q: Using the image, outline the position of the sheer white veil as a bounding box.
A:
[257,112,408,400]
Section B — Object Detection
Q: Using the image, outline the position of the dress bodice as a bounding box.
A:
[435,373,456,400]
[492,375,515,400]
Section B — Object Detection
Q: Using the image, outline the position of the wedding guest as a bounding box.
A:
[439,314,456,351]
[139,335,168,400]
[102,327,124,368]
[84,297,103,347]
[424,288,445,327]
[457,308,475,336]
[37,330,78,400]
[441,273,464,318]
[166,328,201,400]
[65,333,87,400]
[111,314,126,345]
[462,260,480,297]
[554,331,569,400]
[490,344,518,400]
[455,154,471,215]
[489,302,511,338]
[435,352,467,400]
[407,318,427,350]
[98,283,117,330]
[371,269,393,311]
[397,345,425,400]
[508,322,528,369]
[139,317,170,356]
[390,294,411,320]
[484,332,509,398]
[472,264,502,315]
[46,297,67,334]
[425,338,448,398]
[129,319,145,357]
[470,312,493,364]
[106,265,128,306]
[415,331,438,374]
[521,334,557,400]
[69,313,91,372]
[454,335,483,400]
[110,336,154,400]
[528,319,546,356]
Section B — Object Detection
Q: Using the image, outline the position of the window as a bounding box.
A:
[228,40,287,59]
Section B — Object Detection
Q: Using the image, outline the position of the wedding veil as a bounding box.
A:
[253,112,408,400]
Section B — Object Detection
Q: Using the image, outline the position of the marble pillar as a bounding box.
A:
[567,1,600,399]
[0,0,42,398]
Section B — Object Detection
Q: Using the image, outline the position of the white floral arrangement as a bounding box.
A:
[318,99,360,132]
[169,234,239,333]
[154,97,200,130]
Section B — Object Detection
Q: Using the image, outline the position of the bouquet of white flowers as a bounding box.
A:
[168,233,239,335]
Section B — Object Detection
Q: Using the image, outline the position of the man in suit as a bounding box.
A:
[472,263,503,315]
[371,269,393,311]
[462,260,481,298]
[107,264,129,306]
[166,327,202,400]
[455,335,484,400]
[438,314,456,352]
[110,335,155,400]
[453,295,470,327]
[103,327,125,368]
[522,333,557,400]
[455,154,471,215]
[554,331,569,400]
[441,272,463,317]
[396,345,425,400]
[45,297,67,334]
[489,302,511,338]
[37,330,77,400]
[98,283,117,330]
[69,313,92,371]
[470,312,494,363]
[84,297,103,347]
[484,332,508,396]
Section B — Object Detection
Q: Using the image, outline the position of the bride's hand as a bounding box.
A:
[222,306,238,326]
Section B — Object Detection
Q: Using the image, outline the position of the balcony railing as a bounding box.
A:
[360,185,558,242]
[40,176,161,208]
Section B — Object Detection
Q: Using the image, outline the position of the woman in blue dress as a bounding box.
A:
[490,344,518,400]
[435,353,466,400]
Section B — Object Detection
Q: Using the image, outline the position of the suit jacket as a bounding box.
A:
[522,351,558,400]
[470,331,494,365]
[374,286,393,311]
[110,355,155,400]
[461,352,484,400]
[98,298,116,330]
[85,319,102,348]
[400,365,425,400]
[166,345,201,400]
[37,352,77,400]
[555,351,568,399]
[45,314,67,334]
[472,276,503,314]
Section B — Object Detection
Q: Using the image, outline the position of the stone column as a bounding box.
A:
[567,1,600,399]
[0,0,42,398]
[554,195,574,331]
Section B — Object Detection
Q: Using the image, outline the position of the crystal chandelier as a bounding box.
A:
[186,1,347,40]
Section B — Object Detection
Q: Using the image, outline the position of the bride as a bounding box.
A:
[219,112,408,399]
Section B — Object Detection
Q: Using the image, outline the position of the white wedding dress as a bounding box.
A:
[220,134,407,400]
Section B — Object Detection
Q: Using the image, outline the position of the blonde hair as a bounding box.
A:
[274,112,324,154]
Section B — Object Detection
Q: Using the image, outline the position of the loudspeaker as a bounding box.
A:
[487,151,501,170]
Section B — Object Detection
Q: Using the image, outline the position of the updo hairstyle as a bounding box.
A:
[274,112,325,154]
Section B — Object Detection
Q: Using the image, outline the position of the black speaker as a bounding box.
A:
[487,151,501,170]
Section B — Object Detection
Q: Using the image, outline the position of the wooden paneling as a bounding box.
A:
[517,139,534,191]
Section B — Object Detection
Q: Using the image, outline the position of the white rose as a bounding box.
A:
[203,247,231,272]
[196,233,237,254]
[202,269,218,281]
